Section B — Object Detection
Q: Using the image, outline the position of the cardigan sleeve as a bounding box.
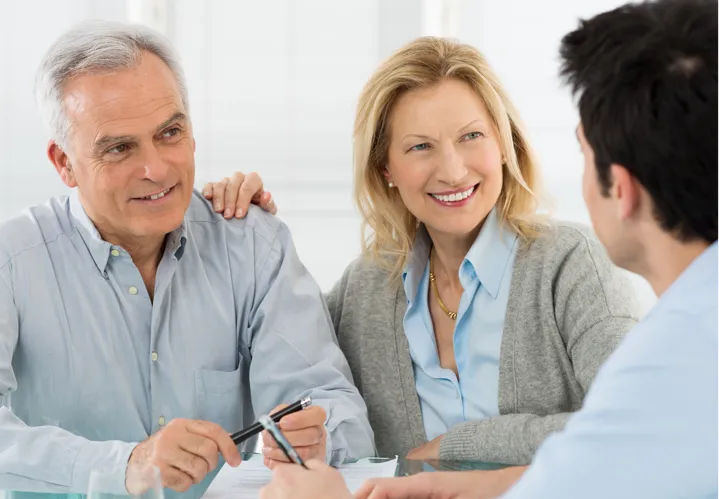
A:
[324,259,357,336]
[440,227,640,465]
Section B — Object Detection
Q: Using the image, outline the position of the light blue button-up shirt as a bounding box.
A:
[402,209,519,441]
[502,242,718,499]
[0,190,374,499]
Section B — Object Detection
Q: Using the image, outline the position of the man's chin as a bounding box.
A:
[131,213,185,238]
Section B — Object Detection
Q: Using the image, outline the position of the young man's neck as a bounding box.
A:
[634,231,710,297]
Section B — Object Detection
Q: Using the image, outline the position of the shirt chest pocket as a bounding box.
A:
[194,356,247,433]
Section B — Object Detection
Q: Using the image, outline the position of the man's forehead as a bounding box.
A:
[76,100,185,147]
[63,54,186,134]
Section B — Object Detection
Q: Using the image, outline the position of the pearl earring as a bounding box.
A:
[388,182,395,188]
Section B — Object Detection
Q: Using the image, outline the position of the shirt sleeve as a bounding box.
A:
[0,267,137,494]
[240,215,375,465]
[500,312,718,499]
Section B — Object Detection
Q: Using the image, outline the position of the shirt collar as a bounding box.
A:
[462,207,517,299]
[402,225,432,305]
[69,190,189,275]
[656,240,718,308]
[402,208,517,303]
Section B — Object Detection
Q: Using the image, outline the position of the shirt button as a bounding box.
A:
[151,351,158,362]
[110,249,120,257]
[128,286,138,295]
[158,416,166,426]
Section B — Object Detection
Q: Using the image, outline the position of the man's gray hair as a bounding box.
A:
[35,20,190,150]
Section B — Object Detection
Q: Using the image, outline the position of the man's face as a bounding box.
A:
[577,124,638,269]
[55,51,195,241]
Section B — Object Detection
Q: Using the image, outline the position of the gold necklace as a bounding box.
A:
[429,252,458,320]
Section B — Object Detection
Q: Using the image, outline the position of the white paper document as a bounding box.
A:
[203,456,398,499]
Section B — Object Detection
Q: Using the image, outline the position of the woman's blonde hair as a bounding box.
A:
[354,37,546,279]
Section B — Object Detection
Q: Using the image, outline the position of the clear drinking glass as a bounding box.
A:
[87,464,163,499]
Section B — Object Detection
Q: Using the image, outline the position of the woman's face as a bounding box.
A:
[385,79,504,238]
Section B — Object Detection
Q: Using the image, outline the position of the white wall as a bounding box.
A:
[172,0,380,292]
[0,0,127,218]
[0,0,655,311]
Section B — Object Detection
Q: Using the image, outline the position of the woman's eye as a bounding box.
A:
[462,131,483,141]
[409,143,430,152]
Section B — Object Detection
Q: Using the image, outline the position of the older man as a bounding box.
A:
[0,20,373,499]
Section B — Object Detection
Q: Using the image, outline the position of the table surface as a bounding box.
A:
[233,453,508,475]
[0,454,509,497]
[395,457,508,476]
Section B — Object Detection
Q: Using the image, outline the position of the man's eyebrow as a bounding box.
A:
[155,111,188,133]
[94,134,135,152]
[93,112,188,152]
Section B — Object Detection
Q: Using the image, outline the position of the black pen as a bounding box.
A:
[230,396,312,445]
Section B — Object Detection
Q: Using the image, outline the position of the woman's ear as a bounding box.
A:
[382,167,394,188]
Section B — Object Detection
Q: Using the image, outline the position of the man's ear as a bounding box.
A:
[47,141,77,188]
[610,163,641,221]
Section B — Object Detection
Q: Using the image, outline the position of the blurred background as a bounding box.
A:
[0,0,656,312]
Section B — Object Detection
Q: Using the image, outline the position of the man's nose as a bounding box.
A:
[141,146,170,182]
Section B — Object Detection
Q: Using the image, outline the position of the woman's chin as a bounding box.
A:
[423,217,488,240]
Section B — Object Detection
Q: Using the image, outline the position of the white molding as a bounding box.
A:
[377,0,425,58]
[422,0,460,37]
[126,0,169,34]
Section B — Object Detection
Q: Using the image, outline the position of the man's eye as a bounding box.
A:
[163,127,181,138]
[107,144,129,154]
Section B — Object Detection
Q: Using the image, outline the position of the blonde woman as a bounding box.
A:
[204,38,639,473]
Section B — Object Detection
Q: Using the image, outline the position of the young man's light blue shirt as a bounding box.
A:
[402,209,519,441]
[502,242,718,499]
[0,191,374,499]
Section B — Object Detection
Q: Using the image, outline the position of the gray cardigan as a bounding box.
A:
[325,222,641,465]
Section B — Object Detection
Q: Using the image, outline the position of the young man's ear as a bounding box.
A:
[610,164,641,221]
[47,141,77,188]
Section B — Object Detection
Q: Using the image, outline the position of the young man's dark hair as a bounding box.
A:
[560,0,717,243]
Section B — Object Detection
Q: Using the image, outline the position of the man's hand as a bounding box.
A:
[261,404,327,469]
[259,460,352,499]
[127,418,242,493]
[406,434,443,460]
[202,172,276,219]
[355,467,528,499]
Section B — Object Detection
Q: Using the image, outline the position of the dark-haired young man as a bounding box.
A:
[259,0,718,498]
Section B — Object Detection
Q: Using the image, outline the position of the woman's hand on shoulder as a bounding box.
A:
[202,171,277,219]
